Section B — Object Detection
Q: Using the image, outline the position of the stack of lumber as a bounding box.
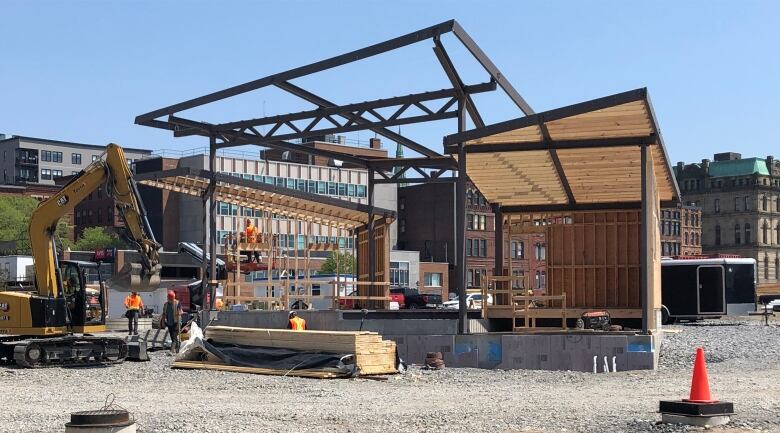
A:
[204,326,397,376]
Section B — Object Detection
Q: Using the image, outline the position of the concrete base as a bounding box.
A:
[212,310,659,371]
[66,424,136,433]
[661,414,730,427]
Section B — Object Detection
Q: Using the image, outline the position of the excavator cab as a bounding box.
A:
[59,260,107,333]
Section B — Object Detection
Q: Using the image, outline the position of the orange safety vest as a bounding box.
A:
[125,294,143,310]
[246,224,257,238]
[289,316,306,331]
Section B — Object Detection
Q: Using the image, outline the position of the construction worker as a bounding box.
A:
[124,291,144,335]
[161,290,183,353]
[245,218,260,263]
[215,298,224,310]
[287,311,306,331]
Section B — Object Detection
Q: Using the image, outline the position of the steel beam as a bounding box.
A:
[165,115,372,168]
[538,118,575,204]
[499,200,679,213]
[450,135,657,154]
[367,156,457,171]
[451,21,534,115]
[456,101,468,335]
[275,81,443,158]
[135,20,457,124]
[640,143,649,334]
[215,82,495,132]
[372,177,457,185]
[432,38,485,128]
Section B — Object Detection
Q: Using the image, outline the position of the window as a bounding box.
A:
[763,222,769,244]
[41,150,51,161]
[662,242,669,256]
[71,153,81,165]
[473,269,485,287]
[399,218,406,234]
[763,195,768,211]
[745,223,752,244]
[466,269,474,287]
[777,197,780,212]
[286,178,295,189]
[734,197,740,211]
[317,181,327,194]
[356,185,366,198]
[52,152,62,163]
[92,155,99,162]
[714,199,720,213]
[684,232,689,245]
[695,233,699,245]
[744,196,750,211]
[296,179,306,191]
[466,239,472,256]
[478,215,486,231]
[466,189,473,205]
[535,270,546,289]
[735,224,741,245]
[776,256,780,280]
[715,224,721,246]
[764,256,769,280]
[777,223,780,245]
[41,169,52,180]
[479,239,486,257]
[424,272,442,287]
[97,208,102,224]
[312,284,321,297]
[53,169,62,177]
[535,244,546,260]
[71,171,78,175]
[511,270,525,289]
[327,182,337,195]
[389,262,409,287]
[466,214,474,230]
[338,183,347,196]
[510,241,524,259]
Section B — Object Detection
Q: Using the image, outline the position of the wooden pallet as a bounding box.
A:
[205,326,397,376]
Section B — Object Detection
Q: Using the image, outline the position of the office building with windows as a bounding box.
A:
[675,152,780,285]
[0,134,151,186]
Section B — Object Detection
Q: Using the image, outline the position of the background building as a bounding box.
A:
[659,205,702,256]
[0,134,150,186]
[397,180,544,293]
[675,152,780,285]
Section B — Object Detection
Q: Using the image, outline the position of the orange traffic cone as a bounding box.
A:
[684,347,717,403]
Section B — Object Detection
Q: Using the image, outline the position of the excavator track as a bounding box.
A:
[5,336,128,368]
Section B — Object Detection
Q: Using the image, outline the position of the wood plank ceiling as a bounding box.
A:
[461,94,678,207]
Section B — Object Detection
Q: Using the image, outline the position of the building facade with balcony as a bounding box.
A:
[0,135,150,186]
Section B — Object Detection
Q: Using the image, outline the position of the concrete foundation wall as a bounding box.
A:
[212,310,657,372]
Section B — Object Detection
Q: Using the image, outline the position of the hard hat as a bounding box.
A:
[288,311,297,319]
[167,290,175,300]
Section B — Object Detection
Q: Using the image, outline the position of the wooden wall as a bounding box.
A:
[546,211,642,309]
[356,218,391,308]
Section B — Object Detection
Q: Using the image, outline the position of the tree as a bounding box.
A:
[319,251,355,275]
[72,226,127,251]
[0,196,70,254]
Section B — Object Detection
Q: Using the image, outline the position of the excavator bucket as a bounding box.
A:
[106,263,162,292]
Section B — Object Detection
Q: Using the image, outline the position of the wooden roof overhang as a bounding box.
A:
[134,167,395,230]
[443,88,681,213]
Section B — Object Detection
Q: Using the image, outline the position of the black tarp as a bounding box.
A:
[202,340,354,373]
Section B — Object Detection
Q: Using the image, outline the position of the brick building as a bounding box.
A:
[675,152,780,285]
[659,205,702,256]
[397,180,544,293]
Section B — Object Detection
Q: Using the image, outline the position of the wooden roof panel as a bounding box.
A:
[467,151,568,206]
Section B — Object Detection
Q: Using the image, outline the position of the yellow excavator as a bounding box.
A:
[0,143,162,367]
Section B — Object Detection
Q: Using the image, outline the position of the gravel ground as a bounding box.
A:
[0,318,778,433]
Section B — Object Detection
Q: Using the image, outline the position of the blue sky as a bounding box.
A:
[1,1,778,164]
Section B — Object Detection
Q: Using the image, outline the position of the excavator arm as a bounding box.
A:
[29,143,162,297]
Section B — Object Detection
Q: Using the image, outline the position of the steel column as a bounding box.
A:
[640,143,649,334]
[209,135,218,311]
[456,101,468,335]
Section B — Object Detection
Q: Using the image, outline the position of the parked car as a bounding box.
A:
[390,287,442,309]
[442,293,493,310]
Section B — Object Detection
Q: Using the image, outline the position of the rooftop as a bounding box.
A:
[708,157,770,177]
[0,135,152,154]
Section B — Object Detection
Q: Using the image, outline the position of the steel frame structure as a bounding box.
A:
[136,20,535,334]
